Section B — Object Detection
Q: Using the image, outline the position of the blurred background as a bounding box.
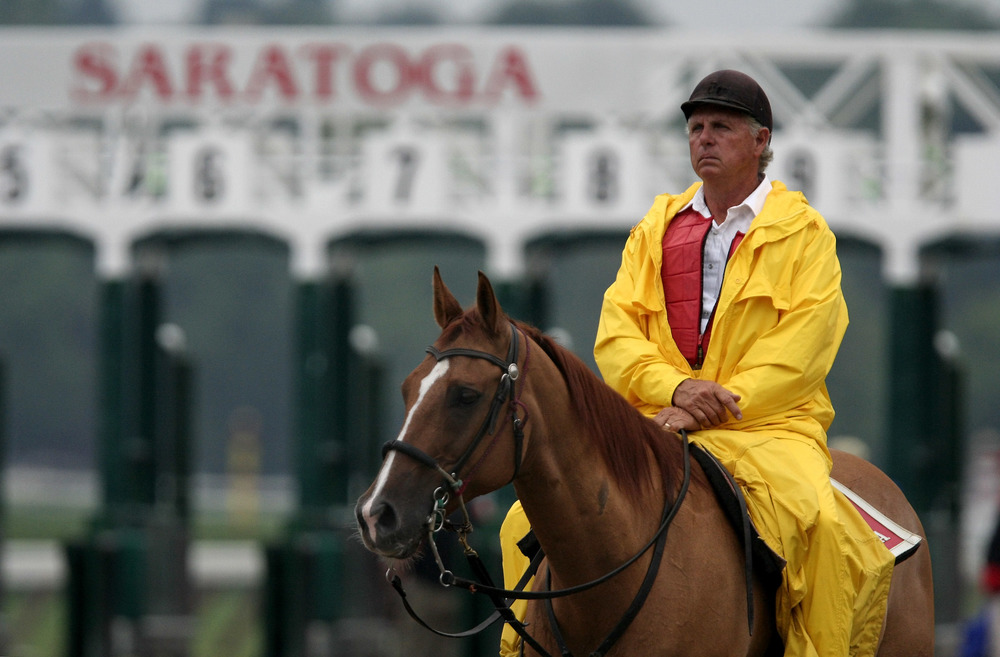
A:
[1,0,1000,656]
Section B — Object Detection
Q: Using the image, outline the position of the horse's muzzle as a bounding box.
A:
[355,495,425,559]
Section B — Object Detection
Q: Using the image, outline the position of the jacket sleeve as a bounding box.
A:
[595,220,691,416]
[722,221,848,423]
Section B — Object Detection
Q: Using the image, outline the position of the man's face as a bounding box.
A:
[687,107,769,185]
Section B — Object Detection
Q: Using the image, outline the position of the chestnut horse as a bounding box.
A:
[356,269,935,656]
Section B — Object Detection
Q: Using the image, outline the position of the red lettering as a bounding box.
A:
[300,44,350,101]
[418,44,475,105]
[68,40,542,109]
[121,44,174,100]
[245,45,299,101]
[354,44,414,106]
[72,43,118,101]
[186,44,235,100]
[483,47,539,104]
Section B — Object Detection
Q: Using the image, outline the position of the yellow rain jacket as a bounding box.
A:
[596,180,844,442]
[499,181,894,657]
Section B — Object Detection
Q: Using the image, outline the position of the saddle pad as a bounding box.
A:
[831,478,922,563]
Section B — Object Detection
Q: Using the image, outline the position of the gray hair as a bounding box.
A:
[747,116,773,175]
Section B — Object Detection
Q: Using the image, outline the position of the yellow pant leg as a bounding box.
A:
[690,431,894,657]
[499,500,532,657]
[839,491,895,656]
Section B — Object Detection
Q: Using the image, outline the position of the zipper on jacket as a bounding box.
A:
[693,221,711,370]
[695,225,744,371]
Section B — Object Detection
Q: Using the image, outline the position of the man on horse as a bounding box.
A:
[500,70,896,656]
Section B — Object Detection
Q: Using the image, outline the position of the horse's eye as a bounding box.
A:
[449,386,482,407]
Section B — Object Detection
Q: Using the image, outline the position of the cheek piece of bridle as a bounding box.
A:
[379,322,697,657]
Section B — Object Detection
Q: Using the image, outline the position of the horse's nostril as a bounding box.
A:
[359,498,401,544]
[372,501,399,532]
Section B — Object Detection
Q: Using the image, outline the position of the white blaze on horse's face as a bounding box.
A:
[360,359,450,544]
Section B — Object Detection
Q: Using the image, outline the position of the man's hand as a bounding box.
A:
[653,406,699,433]
[672,379,742,428]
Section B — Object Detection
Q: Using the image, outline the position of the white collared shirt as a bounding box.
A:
[683,175,773,333]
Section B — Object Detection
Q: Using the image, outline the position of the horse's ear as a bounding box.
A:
[476,270,506,337]
[433,266,464,329]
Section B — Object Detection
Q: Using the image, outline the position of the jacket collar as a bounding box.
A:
[649,180,813,238]
[745,181,812,242]
[684,174,773,222]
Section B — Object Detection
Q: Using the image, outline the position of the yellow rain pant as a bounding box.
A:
[498,432,894,657]
[499,501,531,657]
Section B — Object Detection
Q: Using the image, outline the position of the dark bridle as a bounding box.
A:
[381,320,527,539]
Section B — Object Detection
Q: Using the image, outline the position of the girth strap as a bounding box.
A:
[688,443,784,635]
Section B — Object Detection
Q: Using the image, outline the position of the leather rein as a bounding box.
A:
[380,322,693,657]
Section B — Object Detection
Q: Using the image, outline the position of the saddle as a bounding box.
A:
[688,443,784,589]
[690,443,922,571]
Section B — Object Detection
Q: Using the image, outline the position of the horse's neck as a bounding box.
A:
[513,395,665,586]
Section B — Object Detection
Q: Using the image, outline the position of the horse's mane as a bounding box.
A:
[510,320,691,503]
[440,307,692,502]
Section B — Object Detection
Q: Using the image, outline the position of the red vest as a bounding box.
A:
[661,207,744,369]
